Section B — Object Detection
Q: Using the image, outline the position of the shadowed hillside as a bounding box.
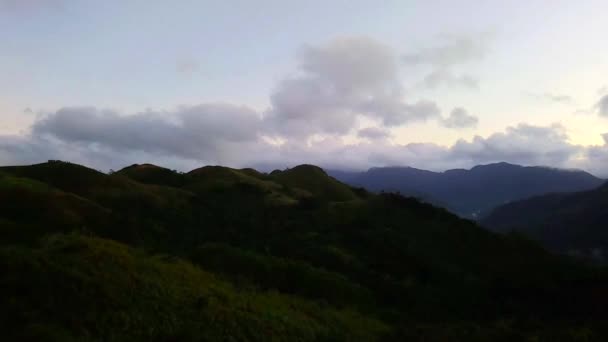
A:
[2,160,608,341]
[482,182,608,261]
[270,164,359,202]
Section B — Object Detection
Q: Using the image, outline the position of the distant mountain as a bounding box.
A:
[327,162,604,218]
[482,182,608,261]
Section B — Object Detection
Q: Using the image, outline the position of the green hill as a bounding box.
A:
[270,164,358,202]
[2,160,608,341]
[116,163,185,187]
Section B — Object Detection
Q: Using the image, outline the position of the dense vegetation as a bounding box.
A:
[482,182,608,261]
[2,160,608,341]
[328,162,603,218]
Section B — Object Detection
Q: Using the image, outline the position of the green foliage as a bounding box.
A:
[2,160,608,341]
[115,163,186,187]
[270,165,358,201]
[0,233,388,341]
[191,243,375,309]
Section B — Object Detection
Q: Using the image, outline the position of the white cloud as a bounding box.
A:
[422,69,479,89]
[450,124,578,167]
[526,92,574,104]
[264,36,443,138]
[596,94,608,117]
[403,33,490,89]
[3,36,608,176]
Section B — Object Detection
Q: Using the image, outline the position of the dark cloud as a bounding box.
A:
[32,104,262,164]
[442,107,478,128]
[357,127,391,140]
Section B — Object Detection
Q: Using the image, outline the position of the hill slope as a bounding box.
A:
[328,162,604,218]
[482,182,608,260]
[2,160,608,341]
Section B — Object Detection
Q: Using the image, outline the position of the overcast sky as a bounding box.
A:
[2,0,608,175]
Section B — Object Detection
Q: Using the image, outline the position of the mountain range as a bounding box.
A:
[328,162,604,219]
[2,160,608,341]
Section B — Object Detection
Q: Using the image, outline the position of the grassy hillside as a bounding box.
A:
[0,233,386,341]
[2,160,608,341]
[270,164,358,202]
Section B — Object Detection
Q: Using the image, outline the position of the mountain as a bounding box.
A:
[482,182,608,261]
[328,162,604,218]
[2,160,608,341]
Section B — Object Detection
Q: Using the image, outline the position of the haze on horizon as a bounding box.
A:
[2,0,608,175]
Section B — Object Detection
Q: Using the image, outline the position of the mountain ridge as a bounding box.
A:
[327,162,604,218]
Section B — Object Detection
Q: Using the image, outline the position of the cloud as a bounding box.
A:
[596,95,608,117]
[299,37,398,92]
[450,123,579,167]
[32,104,262,164]
[422,69,479,89]
[357,127,391,140]
[526,92,574,104]
[0,0,64,11]
[403,33,490,89]
[403,34,487,67]
[441,107,478,128]
[251,123,586,173]
[3,36,608,176]
[360,99,441,126]
[264,36,442,138]
[176,59,199,74]
[5,111,604,176]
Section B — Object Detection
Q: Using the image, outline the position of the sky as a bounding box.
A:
[1,0,608,175]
